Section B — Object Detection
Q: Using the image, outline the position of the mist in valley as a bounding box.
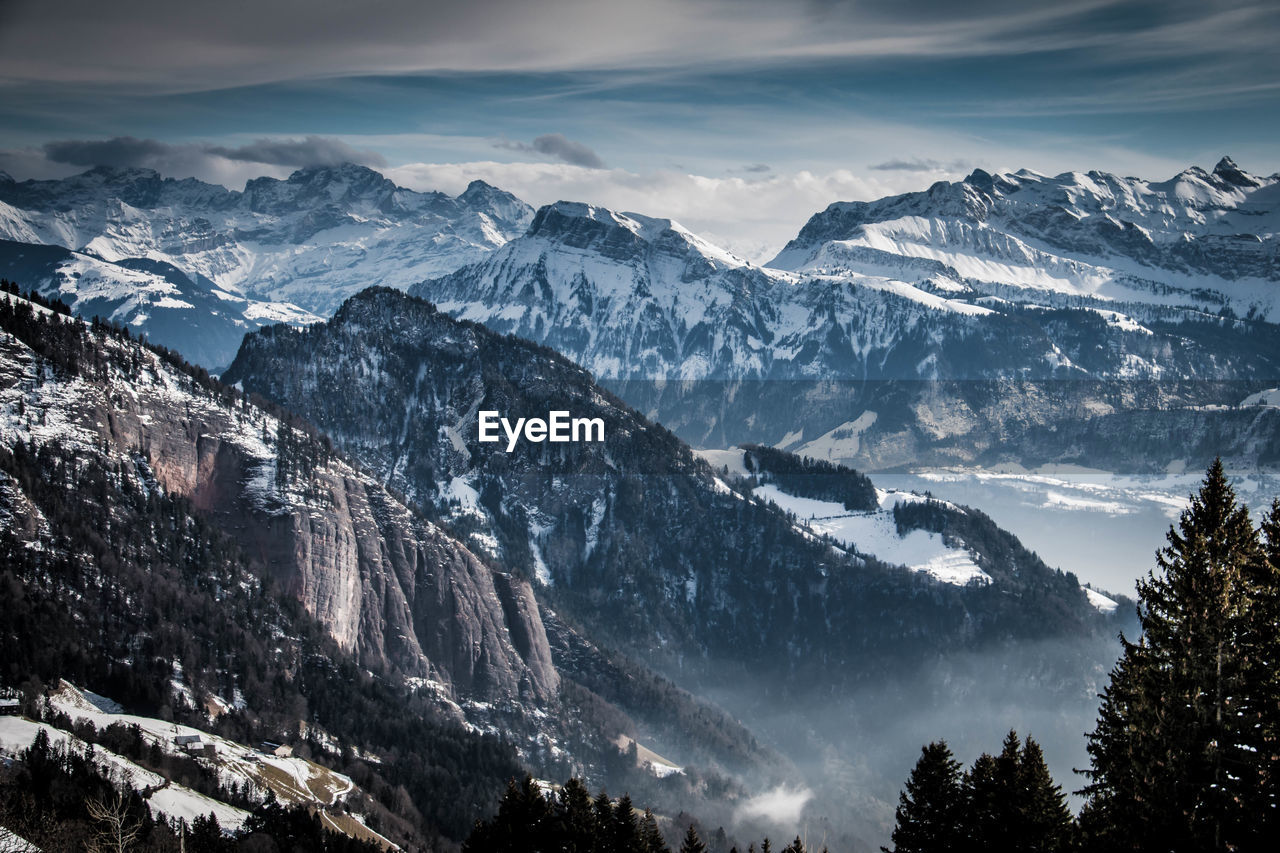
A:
[685,631,1130,850]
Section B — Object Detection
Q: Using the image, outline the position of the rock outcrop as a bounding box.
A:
[0,292,557,703]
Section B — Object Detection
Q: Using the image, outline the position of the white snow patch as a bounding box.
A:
[694,447,751,480]
[1043,490,1136,515]
[791,411,878,463]
[1085,588,1120,614]
[754,484,990,585]
[775,428,804,449]
[1241,388,1280,408]
[0,827,39,852]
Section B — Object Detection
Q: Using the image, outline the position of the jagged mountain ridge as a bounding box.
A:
[0,237,319,370]
[770,157,1280,318]
[0,164,534,366]
[410,178,1280,467]
[415,196,1280,385]
[224,287,1122,685]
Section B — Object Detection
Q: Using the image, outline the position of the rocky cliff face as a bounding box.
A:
[0,290,557,704]
[224,287,1122,686]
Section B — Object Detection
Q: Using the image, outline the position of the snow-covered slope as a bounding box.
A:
[752,482,991,585]
[413,200,1009,383]
[0,238,319,369]
[412,188,1280,468]
[0,164,534,366]
[0,714,252,830]
[770,157,1280,321]
[692,445,1092,589]
[0,681,399,847]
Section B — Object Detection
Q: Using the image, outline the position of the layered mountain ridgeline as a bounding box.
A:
[224,289,1137,843]
[0,165,533,367]
[409,165,1280,471]
[224,287,1125,686]
[770,156,1280,314]
[0,288,783,846]
[0,245,320,371]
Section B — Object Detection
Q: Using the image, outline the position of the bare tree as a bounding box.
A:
[85,790,142,853]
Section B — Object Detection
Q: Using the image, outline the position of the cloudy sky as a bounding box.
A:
[1,0,1276,258]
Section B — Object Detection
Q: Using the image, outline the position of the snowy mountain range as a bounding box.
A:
[411,159,1280,469]
[0,164,533,366]
[2,157,1275,470]
[770,157,1279,319]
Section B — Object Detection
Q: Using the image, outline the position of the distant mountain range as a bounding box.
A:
[3,157,1276,472]
[770,157,1279,317]
[0,164,533,367]
[412,159,1280,471]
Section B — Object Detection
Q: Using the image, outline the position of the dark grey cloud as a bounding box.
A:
[213,137,388,168]
[741,163,772,174]
[42,137,175,169]
[869,158,974,173]
[43,135,386,170]
[495,134,606,168]
[1,135,391,188]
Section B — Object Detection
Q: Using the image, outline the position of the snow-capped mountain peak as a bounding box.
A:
[526,200,747,270]
[768,157,1280,321]
[0,163,537,365]
[1211,155,1262,188]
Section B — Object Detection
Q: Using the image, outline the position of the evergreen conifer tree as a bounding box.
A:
[956,736,1030,853]
[611,794,645,853]
[1239,500,1280,845]
[1015,737,1075,852]
[640,807,669,853]
[558,777,599,853]
[680,824,709,853]
[883,740,964,853]
[464,776,553,852]
[1080,460,1261,851]
[594,789,615,841]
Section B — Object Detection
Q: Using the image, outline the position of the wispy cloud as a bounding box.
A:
[0,0,1274,98]
[382,159,927,261]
